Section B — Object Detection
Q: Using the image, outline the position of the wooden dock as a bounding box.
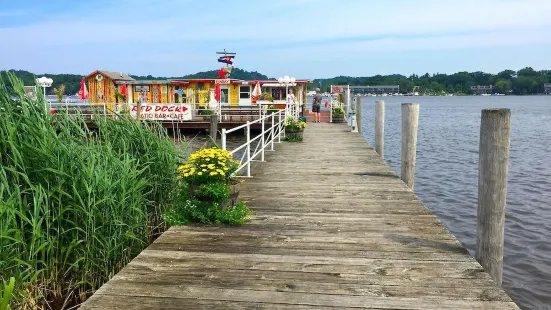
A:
[80,123,519,309]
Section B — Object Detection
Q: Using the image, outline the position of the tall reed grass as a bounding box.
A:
[0,73,180,309]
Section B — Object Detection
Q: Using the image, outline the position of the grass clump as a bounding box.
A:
[0,73,180,309]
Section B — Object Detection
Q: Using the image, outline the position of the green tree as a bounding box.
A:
[494,79,512,94]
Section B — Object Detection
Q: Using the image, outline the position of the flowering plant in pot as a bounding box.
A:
[332,105,346,123]
[165,147,250,225]
[283,116,307,142]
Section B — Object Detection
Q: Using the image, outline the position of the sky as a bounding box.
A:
[1,0,551,79]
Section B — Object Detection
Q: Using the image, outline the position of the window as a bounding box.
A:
[240,86,250,99]
[220,88,229,103]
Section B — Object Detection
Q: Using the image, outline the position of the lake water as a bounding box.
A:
[357,96,550,310]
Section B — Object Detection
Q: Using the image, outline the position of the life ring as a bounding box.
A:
[95,74,103,82]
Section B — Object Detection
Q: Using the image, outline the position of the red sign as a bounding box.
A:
[130,104,192,120]
[332,86,343,93]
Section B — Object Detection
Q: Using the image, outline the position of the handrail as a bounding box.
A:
[221,110,286,177]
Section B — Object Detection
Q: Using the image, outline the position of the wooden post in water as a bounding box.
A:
[356,96,363,135]
[401,103,419,189]
[476,108,511,286]
[210,114,218,143]
[375,100,385,158]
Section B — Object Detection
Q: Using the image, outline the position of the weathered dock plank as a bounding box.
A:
[80,123,519,309]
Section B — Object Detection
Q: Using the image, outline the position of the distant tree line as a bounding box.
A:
[2,67,549,96]
[313,67,551,95]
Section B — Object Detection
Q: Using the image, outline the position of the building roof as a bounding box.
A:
[84,70,135,81]
[117,80,172,85]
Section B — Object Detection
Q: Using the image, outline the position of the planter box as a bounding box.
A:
[285,128,304,141]
[332,115,345,123]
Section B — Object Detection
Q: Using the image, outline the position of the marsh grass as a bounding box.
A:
[0,73,180,309]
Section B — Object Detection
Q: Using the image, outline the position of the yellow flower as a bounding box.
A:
[184,173,189,177]
[202,168,207,172]
[223,167,229,171]
[198,172,203,176]
[210,171,217,176]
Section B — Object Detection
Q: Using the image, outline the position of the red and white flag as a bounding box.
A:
[78,79,89,100]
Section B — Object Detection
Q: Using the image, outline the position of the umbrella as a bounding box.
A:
[78,79,88,100]
[251,81,262,103]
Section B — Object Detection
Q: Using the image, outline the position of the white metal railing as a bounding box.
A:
[221,110,287,177]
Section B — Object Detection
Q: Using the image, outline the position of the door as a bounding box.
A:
[239,85,251,105]
[220,86,229,105]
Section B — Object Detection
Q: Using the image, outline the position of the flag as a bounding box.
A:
[218,55,235,65]
[215,83,221,102]
[120,84,127,96]
[78,79,88,100]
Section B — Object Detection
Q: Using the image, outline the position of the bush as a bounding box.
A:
[164,148,251,225]
[283,116,307,132]
[332,105,345,116]
[0,73,180,308]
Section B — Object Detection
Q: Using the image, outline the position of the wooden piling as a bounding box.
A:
[375,100,385,158]
[210,114,218,142]
[356,96,363,134]
[401,103,419,189]
[136,100,142,122]
[476,108,511,286]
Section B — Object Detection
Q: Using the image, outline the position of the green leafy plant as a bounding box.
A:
[198,108,214,115]
[332,105,345,116]
[266,105,279,114]
[0,278,15,310]
[52,84,65,102]
[261,92,273,102]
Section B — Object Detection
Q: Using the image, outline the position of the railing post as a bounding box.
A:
[375,100,385,158]
[246,121,251,177]
[270,113,275,151]
[261,113,265,161]
[476,108,511,286]
[356,96,363,135]
[278,111,282,143]
[221,128,227,150]
[329,99,333,123]
[401,103,419,189]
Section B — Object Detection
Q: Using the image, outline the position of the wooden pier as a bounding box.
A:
[80,123,519,309]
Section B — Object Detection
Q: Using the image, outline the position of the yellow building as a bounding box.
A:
[84,70,311,108]
[84,70,135,110]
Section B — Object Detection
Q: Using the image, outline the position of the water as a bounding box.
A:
[359,96,551,310]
